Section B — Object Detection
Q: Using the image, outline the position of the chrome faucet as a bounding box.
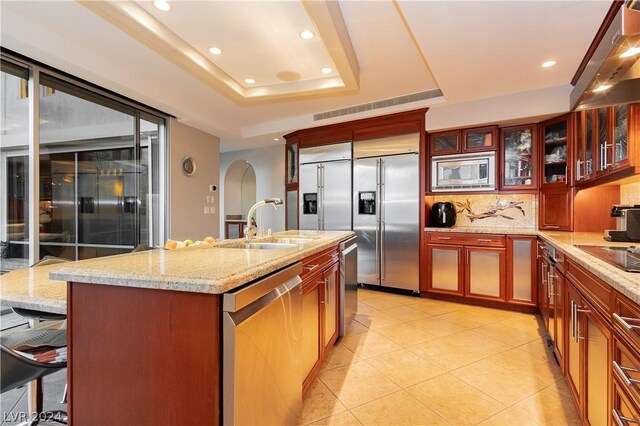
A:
[245,198,283,240]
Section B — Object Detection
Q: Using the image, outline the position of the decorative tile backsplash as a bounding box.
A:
[426,194,537,229]
[621,182,640,205]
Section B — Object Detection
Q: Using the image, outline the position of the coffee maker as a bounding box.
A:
[604,205,640,242]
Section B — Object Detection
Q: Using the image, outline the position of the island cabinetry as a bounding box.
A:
[68,283,222,425]
[300,246,340,393]
[425,232,536,309]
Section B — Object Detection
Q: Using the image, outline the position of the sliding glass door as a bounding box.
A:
[1,55,167,272]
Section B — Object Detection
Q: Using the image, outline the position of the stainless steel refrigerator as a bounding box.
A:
[299,142,352,231]
[353,133,420,292]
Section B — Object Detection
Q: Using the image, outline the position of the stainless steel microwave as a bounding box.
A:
[431,152,496,192]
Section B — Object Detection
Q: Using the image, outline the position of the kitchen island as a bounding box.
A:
[0,230,352,425]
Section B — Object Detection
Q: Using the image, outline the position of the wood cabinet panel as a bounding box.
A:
[612,376,640,426]
[565,281,584,411]
[539,187,573,231]
[566,258,613,319]
[613,292,640,357]
[322,262,340,351]
[584,303,611,426]
[464,246,505,301]
[426,244,463,295]
[427,232,505,247]
[69,283,221,425]
[613,336,640,411]
[507,236,537,305]
[301,276,322,393]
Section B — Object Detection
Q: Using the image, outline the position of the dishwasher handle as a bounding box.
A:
[223,263,303,312]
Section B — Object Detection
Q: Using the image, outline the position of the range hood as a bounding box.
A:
[570,2,640,110]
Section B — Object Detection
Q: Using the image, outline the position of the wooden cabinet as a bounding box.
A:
[300,246,340,393]
[566,281,584,409]
[507,236,537,305]
[285,139,299,230]
[429,125,497,156]
[549,263,565,369]
[539,187,573,231]
[500,125,537,191]
[463,246,505,301]
[575,102,639,186]
[540,114,572,187]
[426,232,534,308]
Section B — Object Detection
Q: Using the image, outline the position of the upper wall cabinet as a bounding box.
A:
[540,114,572,188]
[575,102,639,186]
[500,124,537,191]
[429,125,497,156]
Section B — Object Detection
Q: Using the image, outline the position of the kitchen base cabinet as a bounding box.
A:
[300,247,341,394]
[425,232,534,310]
[566,282,583,411]
[584,304,611,426]
[426,244,463,295]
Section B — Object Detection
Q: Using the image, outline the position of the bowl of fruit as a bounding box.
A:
[162,236,216,250]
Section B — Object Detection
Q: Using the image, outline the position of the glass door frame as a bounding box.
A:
[1,51,169,266]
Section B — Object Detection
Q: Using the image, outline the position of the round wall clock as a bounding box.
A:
[181,156,196,176]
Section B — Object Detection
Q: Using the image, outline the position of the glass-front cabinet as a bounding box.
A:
[614,104,628,164]
[286,142,298,184]
[575,109,596,182]
[429,130,461,156]
[284,140,299,230]
[463,126,498,152]
[500,125,537,190]
[540,114,571,187]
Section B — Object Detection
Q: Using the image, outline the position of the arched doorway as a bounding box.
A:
[223,160,256,239]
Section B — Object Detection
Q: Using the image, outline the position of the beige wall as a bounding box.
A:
[169,119,220,241]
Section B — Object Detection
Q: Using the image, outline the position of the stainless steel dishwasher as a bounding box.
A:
[222,263,303,425]
[339,237,358,336]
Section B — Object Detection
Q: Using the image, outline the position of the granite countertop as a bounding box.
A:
[0,230,353,313]
[424,226,640,303]
[538,231,640,303]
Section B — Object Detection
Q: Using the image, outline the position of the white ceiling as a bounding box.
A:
[0,1,612,152]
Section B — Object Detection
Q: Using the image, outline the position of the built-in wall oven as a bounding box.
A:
[431,151,496,192]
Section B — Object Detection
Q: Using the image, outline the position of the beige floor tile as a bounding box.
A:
[502,314,546,334]
[357,302,379,315]
[318,362,400,409]
[488,348,563,387]
[319,343,362,373]
[340,331,402,359]
[407,373,505,425]
[545,378,574,399]
[344,320,371,336]
[479,388,581,426]
[374,322,437,347]
[473,321,545,347]
[359,296,407,311]
[308,410,362,425]
[411,299,466,316]
[440,330,512,357]
[408,316,470,337]
[516,338,554,359]
[434,310,500,329]
[451,359,545,405]
[354,310,403,330]
[350,390,448,425]
[302,378,347,424]
[407,338,484,371]
[367,349,446,388]
[358,289,383,302]
[381,305,432,322]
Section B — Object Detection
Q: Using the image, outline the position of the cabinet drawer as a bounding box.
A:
[566,258,612,318]
[614,292,640,357]
[301,247,339,282]
[613,375,640,426]
[613,336,640,410]
[427,232,506,247]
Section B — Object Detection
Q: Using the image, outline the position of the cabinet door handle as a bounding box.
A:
[614,313,640,330]
[576,159,582,181]
[542,263,547,285]
[477,238,493,242]
[437,237,451,240]
[613,361,640,387]
[613,409,640,426]
[546,226,561,229]
[466,251,470,265]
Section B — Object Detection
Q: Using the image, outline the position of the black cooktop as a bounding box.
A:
[575,245,640,273]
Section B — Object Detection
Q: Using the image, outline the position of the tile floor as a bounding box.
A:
[302,288,582,426]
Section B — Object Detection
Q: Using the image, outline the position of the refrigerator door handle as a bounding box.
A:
[321,164,325,230]
[375,159,381,280]
[316,164,322,231]
[380,158,385,281]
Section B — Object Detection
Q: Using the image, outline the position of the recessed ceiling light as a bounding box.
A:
[541,60,556,68]
[245,78,256,84]
[273,137,280,141]
[593,84,612,93]
[300,30,315,40]
[321,67,333,74]
[209,47,222,55]
[153,0,171,12]
[620,47,640,58]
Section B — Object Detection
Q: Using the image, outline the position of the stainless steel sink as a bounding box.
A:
[222,242,298,250]
[263,237,314,245]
